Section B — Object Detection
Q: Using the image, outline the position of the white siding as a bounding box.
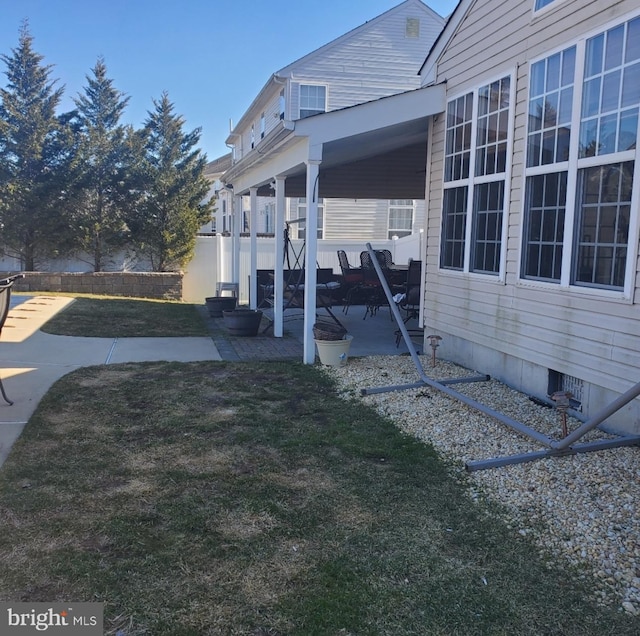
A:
[284,1,444,112]
[424,0,640,430]
[229,0,443,237]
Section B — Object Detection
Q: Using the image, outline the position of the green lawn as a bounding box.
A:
[39,296,208,337]
[0,360,636,635]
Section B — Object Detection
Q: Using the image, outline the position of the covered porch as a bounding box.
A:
[222,84,446,363]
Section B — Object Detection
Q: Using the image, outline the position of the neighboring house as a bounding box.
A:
[202,153,233,234]
[222,0,445,241]
[419,0,640,434]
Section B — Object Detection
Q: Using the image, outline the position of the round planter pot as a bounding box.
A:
[222,309,263,337]
[315,335,353,367]
[205,296,237,317]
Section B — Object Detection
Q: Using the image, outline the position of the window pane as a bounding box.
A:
[625,17,640,63]
[445,94,473,182]
[522,172,567,281]
[527,47,575,167]
[531,60,545,97]
[604,25,624,71]
[585,34,604,77]
[440,187,468,270]
[618,109,638,151]
[471,181,504,274]
[547,53,561,92]
[621,62,640,107]
[601,70,621,113]
[574,162,633,289]
[299,85,326,119]
[476,76,510,176]
[581,19,640,158]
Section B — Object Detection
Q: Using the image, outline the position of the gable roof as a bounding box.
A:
[277,0,444,77]
[418,0,469,82]
[228,0,444,140]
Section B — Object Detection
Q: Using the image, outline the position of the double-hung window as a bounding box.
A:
[440,76,511,275]
[388,200,414,238]
[292,198,324,239]
[522,15,640,291]
[299,85,326,119]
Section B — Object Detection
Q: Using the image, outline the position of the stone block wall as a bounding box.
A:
[2,272,183,300]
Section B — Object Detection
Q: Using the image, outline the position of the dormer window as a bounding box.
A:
[250,124,255,149]
[279,90,285,120]
[260,112,265,139]
[299,85,326,119]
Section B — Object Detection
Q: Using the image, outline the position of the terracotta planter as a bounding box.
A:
[222,309,263,337]
[205,296,237,317]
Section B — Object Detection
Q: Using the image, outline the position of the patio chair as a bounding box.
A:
[394,260,423,346]
[0,274,26,405]
[359,250,395,319]
[337,250,364,311]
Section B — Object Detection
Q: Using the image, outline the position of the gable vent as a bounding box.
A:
[406,17,420,38]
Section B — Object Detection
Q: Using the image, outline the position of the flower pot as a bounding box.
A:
[222,309,263,337]
[205,296,237,317]
[315,334,353,367]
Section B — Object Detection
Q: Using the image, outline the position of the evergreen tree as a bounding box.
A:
[129,93,212,272]
[71,57,133,271]
[0,24,73,270]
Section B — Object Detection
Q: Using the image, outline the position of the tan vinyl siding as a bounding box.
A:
[425,0,640,409]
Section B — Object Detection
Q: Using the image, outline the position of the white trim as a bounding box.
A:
[518,12,640,299]
[297,83,328,120]
[531,0,569,18]
[440,70,515,282]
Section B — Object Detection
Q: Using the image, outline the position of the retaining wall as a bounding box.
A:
[3,272,183,300]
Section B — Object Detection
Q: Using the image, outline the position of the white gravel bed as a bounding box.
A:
[324,354,640,616]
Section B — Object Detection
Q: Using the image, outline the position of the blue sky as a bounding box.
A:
[0,0,458,161]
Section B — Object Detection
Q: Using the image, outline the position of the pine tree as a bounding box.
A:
[128,93,212,272]
[71,57,133,271]
[0,24,73,270]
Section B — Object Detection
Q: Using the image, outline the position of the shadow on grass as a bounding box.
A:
[0,361,637,635]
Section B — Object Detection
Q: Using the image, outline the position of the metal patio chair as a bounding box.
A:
[0,274,26,405]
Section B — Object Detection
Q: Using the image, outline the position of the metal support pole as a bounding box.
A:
[552,380,640,450]
[364,244,555,448]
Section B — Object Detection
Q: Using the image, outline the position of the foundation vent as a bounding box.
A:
[548,370,583,411]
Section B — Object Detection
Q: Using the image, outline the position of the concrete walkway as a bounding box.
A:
[0,295,222,467]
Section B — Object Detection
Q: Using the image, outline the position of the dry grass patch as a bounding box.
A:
[0,360,638,635]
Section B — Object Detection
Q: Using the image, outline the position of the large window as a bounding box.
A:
[522,16,640,291]
[299,85,326,119]
[388,200,414,238]
[440,77,511,275]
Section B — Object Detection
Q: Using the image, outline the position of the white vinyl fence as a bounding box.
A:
[182,231,424,303]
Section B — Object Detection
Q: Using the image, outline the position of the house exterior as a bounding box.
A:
[419,0,640,434]
[221,0,445,241]
[202,153,233,234]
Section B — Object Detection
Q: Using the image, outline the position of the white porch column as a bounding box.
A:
[303,159,321,364]
[232,195,242,295]
[249,187,258,309]
[274,176,286,337]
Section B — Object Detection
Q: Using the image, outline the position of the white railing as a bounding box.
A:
[183,232,424,303]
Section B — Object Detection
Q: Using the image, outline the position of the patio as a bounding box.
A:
[201,301,423,362]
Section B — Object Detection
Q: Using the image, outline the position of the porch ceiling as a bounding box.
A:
[274,121,430,200]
